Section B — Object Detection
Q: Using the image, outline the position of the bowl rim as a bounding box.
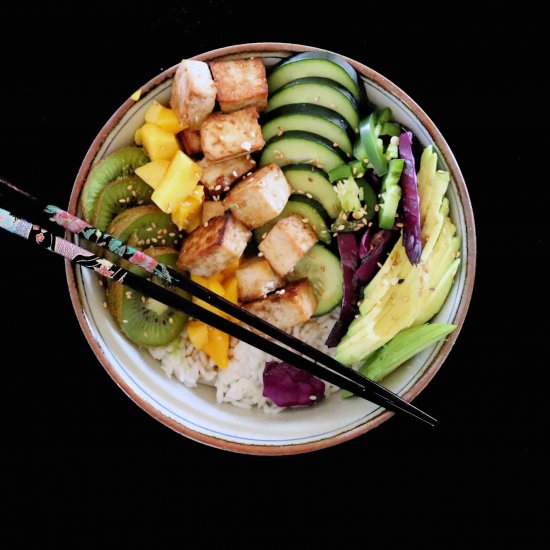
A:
[66,42,476,455]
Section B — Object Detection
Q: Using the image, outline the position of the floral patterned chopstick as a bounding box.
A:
[0,178,437,425]
[0,206,429,417]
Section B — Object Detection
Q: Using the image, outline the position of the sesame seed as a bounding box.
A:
[146,239,151,245]
[455,251,461,258]
[333,142,339,148]
[302,218,310,224]
[352,211,362,219]
[126,291,132,298]
[132,191,137,197]
[246,171,253,176]
[241,141,252,151]
[146,227,153,232]
[374,204,380,212]
[214,185,222,191]
[306,193,313,199]
[127,185,133,190]
[204,222,209,227]
[277,289,285,295]
[169,317,174,324]
[396,222,404,228]
[152,238,158,243]
[309,395,317,401]
[354,128,359,133]
[103,301,107,308]
[329,103,336,108]
[313,96,320,102]
[262,233,267,239]
[258,252,264,257]
[213,195,220,201]
[224,186,230,192]
[118,199,126,203]
[352,167,357,175]
[377,262,383,268]
[232,170,238,177]
[250,132,256,138]
[123,319,128,324]
[354,225,361,231]
[337,224,345,231]
[141,296,146,303]
[368,221,373,227]
[98,280,103,287]
[354,314,360,319]
[277,127,284,137]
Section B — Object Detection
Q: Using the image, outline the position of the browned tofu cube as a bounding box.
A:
[200,107,264,162]
[170,60,216,130]
[242,279,317,330]
[198,155,256,195]
[258,215,318,276]
[202,201,226,224]
[235,257,285,303]
[210,58,268,113]
[178,212,251,277]
[223,164,291,229]
[180,129,202,156]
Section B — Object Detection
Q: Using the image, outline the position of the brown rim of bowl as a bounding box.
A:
[66,42,476,455]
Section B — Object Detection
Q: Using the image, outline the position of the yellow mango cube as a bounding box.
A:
[135,160,170,189]
[152,151,203,213]
[171,184,205,230]
[134,127,143,145]
[141,122,180,161]
[224,276,239,304]
[145,101,188,133]
[187,320,209,350]
[203,328,229,369]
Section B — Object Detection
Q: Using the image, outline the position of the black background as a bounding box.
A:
[1,3,544,546]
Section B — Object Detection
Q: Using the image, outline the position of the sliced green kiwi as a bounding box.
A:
[91,176,153,231]
[80,147,149,221]
[108,247,188,347]
[107,205,183,250]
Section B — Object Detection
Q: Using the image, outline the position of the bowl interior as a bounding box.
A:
[70,48,472,452]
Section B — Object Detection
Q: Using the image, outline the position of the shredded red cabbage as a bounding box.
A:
[353,230,394,287]
[263,361,325,407]
[358,227,373,261]
[398,131,422,265]
[325,234,359,347]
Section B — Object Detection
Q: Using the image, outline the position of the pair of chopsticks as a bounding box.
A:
[0,177,436,426]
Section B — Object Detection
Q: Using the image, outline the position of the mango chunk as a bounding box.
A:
[152,151,202,213]
[187,320,209,350]
[171,184,205,230]
[203,329,229,369]
[135,160,170,189]
[145,101,188,134]
[141,122,180,161]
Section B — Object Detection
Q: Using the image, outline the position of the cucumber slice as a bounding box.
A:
[260,131,347,172]
[254,196,331,244]
[262,104,354,155]
[356,178,377,221]
[282,164,340,218]
[268,52,362,100]
[288,244,344,316]
[266,77,359,130]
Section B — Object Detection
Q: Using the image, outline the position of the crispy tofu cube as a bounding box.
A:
[235,257,285,303]
[242,279,317,330]
[202,201,226,224]
[178,212,251,277]
[170,60,216,130]
[258,215,318,276]
[198,156,256,195]
[210,58,268,113]
[180,129,202,156]
[223,164,291,229]
[200,107,264,162]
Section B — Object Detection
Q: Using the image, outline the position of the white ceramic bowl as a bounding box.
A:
[67,43,476,454]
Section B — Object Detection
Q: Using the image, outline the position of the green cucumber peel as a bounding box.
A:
[342,323,457,397]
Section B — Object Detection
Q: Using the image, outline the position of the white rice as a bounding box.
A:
[147,308,341,412]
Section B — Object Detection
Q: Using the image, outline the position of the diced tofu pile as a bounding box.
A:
[133,56,323,353]
[236,257,284,303]
[170,60,217,130]
[223,164,291,229]
[178,212,251,277]
[200,107,264,162]
[243,279,318,331]
[258,214,318,276]
[199,156,256,196]
[210,58,268,113]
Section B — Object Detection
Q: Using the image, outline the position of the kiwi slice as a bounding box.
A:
[108,247,188,347]
[91,176,153,231]
[80,147,149,221]
[107,205,183,250]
